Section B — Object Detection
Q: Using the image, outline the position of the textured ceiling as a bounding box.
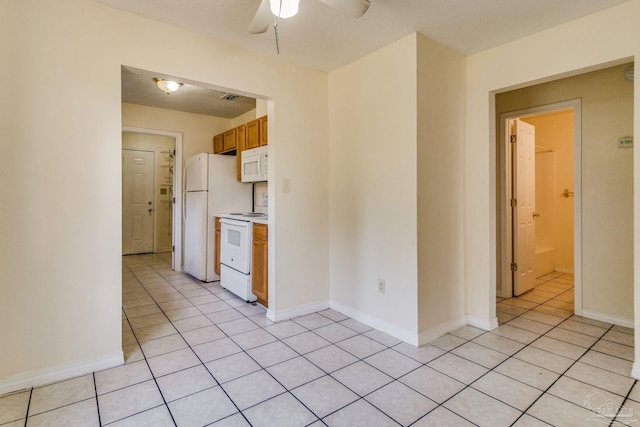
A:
[110,0,634,118]
[121,67,256,118]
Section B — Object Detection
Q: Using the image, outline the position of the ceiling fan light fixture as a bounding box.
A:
[269,0,300,18]
[154,78,183,94]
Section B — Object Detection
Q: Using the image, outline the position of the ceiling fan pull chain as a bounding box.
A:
[273,19,281,54]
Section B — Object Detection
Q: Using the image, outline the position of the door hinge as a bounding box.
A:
[510,135,517,143]
[173,197,176,204]
[172,245,175,252]
[510,198,517,207]
[511,262,518,272]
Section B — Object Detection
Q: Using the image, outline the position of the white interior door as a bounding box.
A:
[512,119,536,296]
[122,149,154,254]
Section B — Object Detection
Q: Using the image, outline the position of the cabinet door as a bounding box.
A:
[246,119,260,150]
[251,224,268,307]
[213,133,224,154]
[223,128,237,152]
[235,124,246,182]
[258,115,268,146]
[214,217,221,275]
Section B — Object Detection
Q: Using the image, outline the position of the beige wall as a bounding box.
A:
[465,0,639,343]
[497,64,634,320]
[0,0,329,392]
[231,108,257,128]
[2,0,640,394]
[123,103,231,160]
[328,34,419,342]
[328,33,467,344]
[416,34,468,338]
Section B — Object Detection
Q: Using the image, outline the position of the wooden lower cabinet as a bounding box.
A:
[252,223,268,307]
[214,217,221,276]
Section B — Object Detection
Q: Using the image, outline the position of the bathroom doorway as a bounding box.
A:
[497,100,581,312]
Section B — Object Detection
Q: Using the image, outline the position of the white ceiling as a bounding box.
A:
[94,0,633,72]
[107,0,633,117]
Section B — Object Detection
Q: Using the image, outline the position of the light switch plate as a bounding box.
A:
[282,178,291,193]
[618,137,633,148]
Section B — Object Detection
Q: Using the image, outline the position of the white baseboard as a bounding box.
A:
[330,301,419,346]
[580,309,634,328]
[467,314,499,331]
[267,300,330,323]
[0,351,124,396]
[417,316,467,346]
[416,315,498,346]
[631,363,640,380]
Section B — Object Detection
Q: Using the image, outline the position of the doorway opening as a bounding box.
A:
[122,127,183,271]
[497,100,581,323]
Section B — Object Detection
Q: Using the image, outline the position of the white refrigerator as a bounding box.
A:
[184,153,251,281]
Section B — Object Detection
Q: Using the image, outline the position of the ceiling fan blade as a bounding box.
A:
[249,0,272,34]
[316,0,370,18]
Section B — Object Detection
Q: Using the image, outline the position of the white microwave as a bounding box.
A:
[241,146,268,182]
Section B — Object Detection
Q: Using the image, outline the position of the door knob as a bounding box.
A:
[148,208,153,213]
[533,212,540,218]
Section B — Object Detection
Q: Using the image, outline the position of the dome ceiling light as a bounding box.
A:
[154,78,183,94]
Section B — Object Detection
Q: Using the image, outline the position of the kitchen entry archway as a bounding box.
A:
[497,99,582,316]
[122,126,183,272]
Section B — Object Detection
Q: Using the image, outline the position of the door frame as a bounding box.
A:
[497,99,583,315]
[123,126,183,272]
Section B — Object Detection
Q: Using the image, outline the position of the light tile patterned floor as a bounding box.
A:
[1,257,636,426]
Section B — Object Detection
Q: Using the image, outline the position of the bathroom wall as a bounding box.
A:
[522,109,575,273]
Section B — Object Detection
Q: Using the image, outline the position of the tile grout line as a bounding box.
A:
[131,256,435,421]
[121,259,628,427]
[121,260,180,427]
[409,278,590,424]
[132,253,421,426]
[130,255,281,426]
[22,388,32,427]
[92,372,102,427]
[612,379,638,427]
[508,322,618,426]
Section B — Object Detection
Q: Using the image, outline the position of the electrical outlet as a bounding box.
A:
[378,279,385,294]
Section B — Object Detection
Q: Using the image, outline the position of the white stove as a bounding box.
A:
[219,216,258,302]
[222,212,267,221]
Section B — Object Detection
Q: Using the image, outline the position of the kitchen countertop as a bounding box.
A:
[216,213,268,225]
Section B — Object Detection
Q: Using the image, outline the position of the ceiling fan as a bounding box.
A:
[249,0,370,51]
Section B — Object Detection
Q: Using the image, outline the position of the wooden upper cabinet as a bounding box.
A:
[246,118,260,150]
[258,115,268,147]
[246,115,268,150]
[213,133,224,154]
[223,128,237,152]
[235,124,246,182]
[214,115,266,160]
[213,127,240,155]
